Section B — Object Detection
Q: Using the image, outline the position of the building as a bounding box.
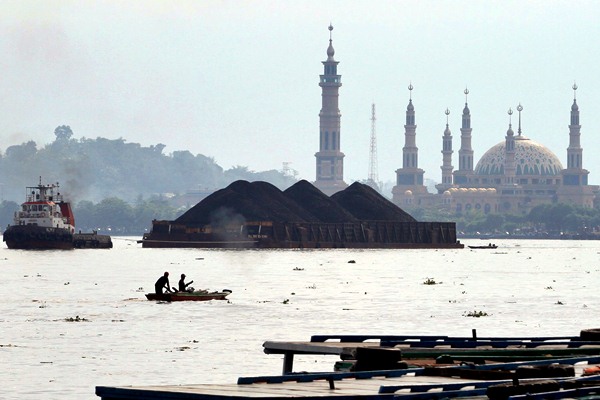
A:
[314,25,347,196]
[392,84,598,214]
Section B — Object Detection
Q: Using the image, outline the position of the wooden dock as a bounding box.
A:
[96,373,468,400]
[263,333,600,374]
[96,331,600,400]
[96,356,600,400]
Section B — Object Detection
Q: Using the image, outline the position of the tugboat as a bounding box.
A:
[3,179,112,250]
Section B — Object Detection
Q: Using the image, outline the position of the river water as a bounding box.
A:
[1,238,599,399]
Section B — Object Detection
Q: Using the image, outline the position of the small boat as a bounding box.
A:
[145,289,232,302]
[468,243,498,249]
[3,178,112,250]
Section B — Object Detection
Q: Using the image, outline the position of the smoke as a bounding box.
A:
[209,207,247,244]
[209,207,246,228]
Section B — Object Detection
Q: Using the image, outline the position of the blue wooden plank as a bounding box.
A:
[393,388,488,399]
[381,375,600,395]
[237,367,426,384]
[381,339,600,349]
[508,386,600,399]
[379,379,514,393]
[310,334,580,343]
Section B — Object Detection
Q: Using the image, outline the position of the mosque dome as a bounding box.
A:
[474,136,563,176]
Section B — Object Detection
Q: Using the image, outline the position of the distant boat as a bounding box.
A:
[468,243,498,249]
[145,289,232,302]
[3,178,112,250]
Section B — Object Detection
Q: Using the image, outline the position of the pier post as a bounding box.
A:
[283,352,294,374]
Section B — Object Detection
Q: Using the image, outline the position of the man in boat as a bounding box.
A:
[178,273,194,292]
[154,271,172,294]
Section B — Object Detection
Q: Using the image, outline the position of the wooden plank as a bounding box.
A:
[263,341,381,355]
[97,374,481,400]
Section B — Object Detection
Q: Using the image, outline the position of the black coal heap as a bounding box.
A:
[176,180,317,225]
[284,180,359,223]
[331,182,416,222]
[176,179,416,225]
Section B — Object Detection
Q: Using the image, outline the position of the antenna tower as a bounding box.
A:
[368,103,379,185]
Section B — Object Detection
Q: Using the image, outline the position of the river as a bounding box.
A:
[1,238,598,399]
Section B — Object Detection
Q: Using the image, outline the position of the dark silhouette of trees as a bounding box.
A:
[0,126,296,203]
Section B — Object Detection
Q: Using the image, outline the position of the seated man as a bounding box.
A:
[178,273,194,292]
[154,271,171,294]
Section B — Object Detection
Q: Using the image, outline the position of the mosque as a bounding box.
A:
[314,26,598,215]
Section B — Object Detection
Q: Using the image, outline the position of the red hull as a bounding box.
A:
[145,291,231,302]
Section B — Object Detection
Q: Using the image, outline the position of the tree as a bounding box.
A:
[54,125,73,141]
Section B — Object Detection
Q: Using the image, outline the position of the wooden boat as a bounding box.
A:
[145,289,232,302]
[468,243,497,249]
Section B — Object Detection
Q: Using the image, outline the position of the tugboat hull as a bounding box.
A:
[3,225,74,250]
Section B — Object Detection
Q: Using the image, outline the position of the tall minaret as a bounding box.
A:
[402,84,419,171]
[392,84,427,204]
[436,108,454,193]
[563,83,589,186]
[314,24,347,195]
[504,107,517,185]
[453,88,473,184]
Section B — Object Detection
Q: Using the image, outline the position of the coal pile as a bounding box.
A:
[284,180,359,223]
[176,180,317,225]
[331,182,416,222]
[175,179,416,225]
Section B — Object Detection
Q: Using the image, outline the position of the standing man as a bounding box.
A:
[154,271,171,294]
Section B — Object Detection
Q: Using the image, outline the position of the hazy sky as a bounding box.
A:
[2,1,600,187]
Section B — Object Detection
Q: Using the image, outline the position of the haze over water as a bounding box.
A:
[1,238,599,399]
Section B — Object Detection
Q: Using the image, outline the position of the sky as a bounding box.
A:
[2,0,600,188]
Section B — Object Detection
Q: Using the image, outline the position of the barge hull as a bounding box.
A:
[141,220,463,249]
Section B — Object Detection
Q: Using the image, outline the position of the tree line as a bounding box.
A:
[0,125,296,203]
[409,202,600,237]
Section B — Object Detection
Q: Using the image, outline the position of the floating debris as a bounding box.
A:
[463,310,489,317]
[64,316,89,322]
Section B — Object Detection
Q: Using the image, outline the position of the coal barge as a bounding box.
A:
[141,180,462,249]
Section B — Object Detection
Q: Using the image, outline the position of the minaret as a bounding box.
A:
[314,24,347,195]
[436,108,454,193]
[562,83,589,186]
[392,84,427,204]
[504,107,517,185]
[402,84,419,171]
[559,84,595,207]
[453,88,473,184]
